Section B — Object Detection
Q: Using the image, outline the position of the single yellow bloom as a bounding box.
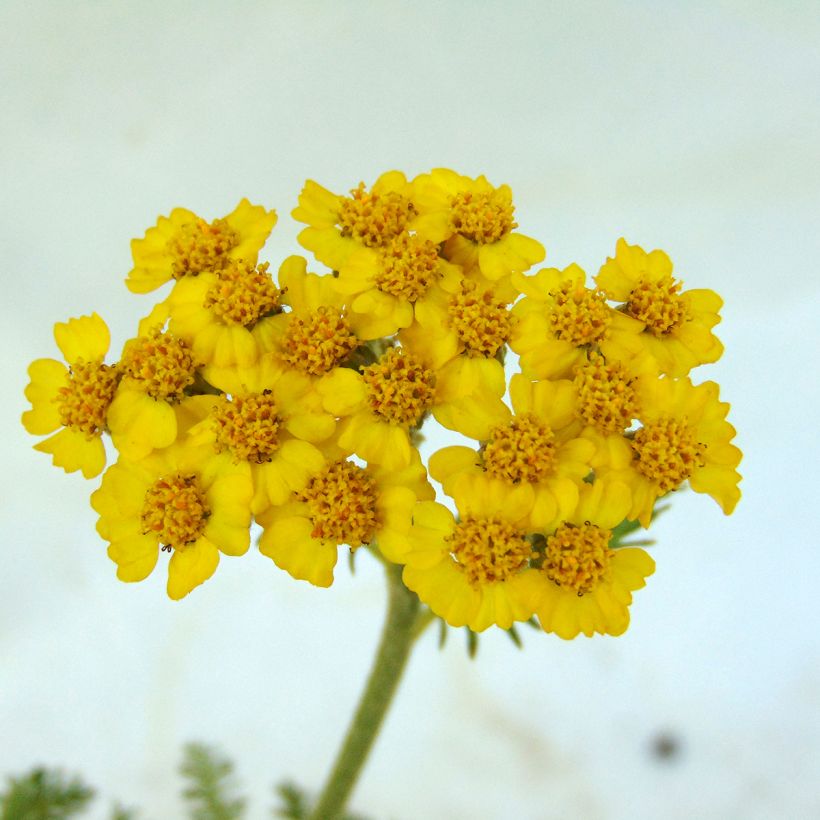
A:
[595,238,724,376]
[91,440,252,600]
[292,172,416,271]
[429,375,596,532]
[399,473,542,632]
[510,263,646,380]
[256,450,433,587]
[127,199,277,294]
[22,313,119,478]
[411,168,545,280]
[584,375,742,525]
[526,480,655,639]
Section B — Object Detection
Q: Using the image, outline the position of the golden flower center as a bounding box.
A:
[280,307,360,376]
[448,280,512,357]
[203,261,282,326]
[212,391,281,464]
[374,234,441,301]
[166,217,239,279]
[544,522,613,595]
[297,461,379,547]
[573,352,639,435]
[632,416,706,492]
[449,189,516,244]
[483,414,557,484]
[57,360,119,437]
[627,276,690,336]
[141,473,210,552]
[338,183,416,247]
[448,516,532,586]
[362,348,436,426]
[548,281,611,345]
[122,329,198,401]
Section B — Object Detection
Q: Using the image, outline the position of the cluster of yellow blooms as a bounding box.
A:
[22,169,742,638]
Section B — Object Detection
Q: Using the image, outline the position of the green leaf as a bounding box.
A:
[180,743,245,820]
[0,767,94,819]
[437,618,448,650]
[505,625,523,649]
[110,805,139,820]
[466,628,479,659]
[273,782,307,819]
[609,505,669,548]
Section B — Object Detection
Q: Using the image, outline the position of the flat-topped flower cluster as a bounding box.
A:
[22,169,742,638]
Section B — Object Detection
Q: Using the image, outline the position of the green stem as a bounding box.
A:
[307,563,423,820]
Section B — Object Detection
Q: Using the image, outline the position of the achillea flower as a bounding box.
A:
[585,376,742,526]
[166,259,284,369]
[510,263,646,380]
[318,347,438,471]
[127,199,277,294]
[22,313,119,478]
[107,327,199,460]
[411,168,545,280]
[334,233,463,339]
[429,375,596,532]
[527,480,655,639]
[256,451,433,587]
[91,438,252,599]
[595,238,724,376]
[397,473,542,632]
[292,172,416,271]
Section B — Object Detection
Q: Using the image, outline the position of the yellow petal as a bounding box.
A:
[167,539,220,599]
[54,313,110,362]
[34,427,106,478]
[22,358,67,434]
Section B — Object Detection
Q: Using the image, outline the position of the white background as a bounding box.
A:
[2,2,819,818]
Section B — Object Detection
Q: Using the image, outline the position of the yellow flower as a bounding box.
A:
[292,172,416,271]
[91,439,252,600]
[411,168,545,280]
[22,313,119,478]
[585,376,743,526]
[335,233,462,339]
[430,375,596,531]
[509,263,645,380]
[107,327,199,460]
[595,238,724,376]
[256,451,433,587]
[527,480,655,639]
[166,260,284,369]
[399,276,517,439]
[318,347,438,471]
[126,199,277,294]
[186,367,336,515]
[399,473,542,632]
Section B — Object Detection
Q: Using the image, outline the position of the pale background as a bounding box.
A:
[2,2,819,818]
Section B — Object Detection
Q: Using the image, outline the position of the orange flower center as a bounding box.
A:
[632,416,706,492]
[338,183,416,247]
[448,516,532,586]
[203,261,282,326]
[448,280,512,357]
[449,189,516,244]
[374,234,441,301]
[627,276,690,336]
[122,328,198,401]
[280,307,360,376]
[362,348,436,426]
[548,280,611,346]
[141,473,210,552]
[212,392,281,463]
[57,360,119,437]
[297,461,379,547]
[166,217,239,279]
[483,414,556,483]
[543,522,613,595]
[573,352,639,434]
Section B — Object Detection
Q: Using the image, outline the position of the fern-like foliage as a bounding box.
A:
[0,767,94,819]
[180,743,245,820]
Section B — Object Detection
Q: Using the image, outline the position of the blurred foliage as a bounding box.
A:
[274,781,369,820]
[180,744,245,820]
[0,768,94,819]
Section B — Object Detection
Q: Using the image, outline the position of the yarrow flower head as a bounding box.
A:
[22,169,742,646]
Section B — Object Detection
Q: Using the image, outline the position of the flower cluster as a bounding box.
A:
[22,170,742,638]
